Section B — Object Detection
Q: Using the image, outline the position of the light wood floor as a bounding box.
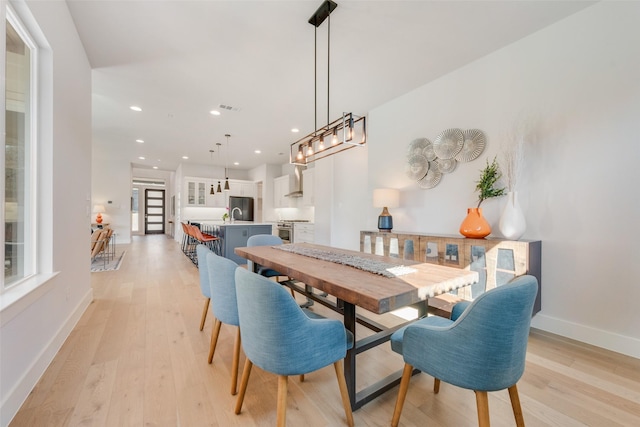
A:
[10,235,640,426]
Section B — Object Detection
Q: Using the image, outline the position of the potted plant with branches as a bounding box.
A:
[460,157,506,238]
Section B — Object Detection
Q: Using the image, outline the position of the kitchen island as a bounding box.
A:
[196,222,273,265]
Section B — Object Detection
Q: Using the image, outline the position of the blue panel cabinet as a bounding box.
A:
[217,224,273,265]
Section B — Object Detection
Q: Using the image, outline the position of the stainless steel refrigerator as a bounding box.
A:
[228,196,254,221]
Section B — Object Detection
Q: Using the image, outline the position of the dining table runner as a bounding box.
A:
[274,244,416,278]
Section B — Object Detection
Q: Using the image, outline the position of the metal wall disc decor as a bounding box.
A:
[407,138,429,157]
[417,166,442,189]
[455,129,486,162]
[422,141,436,161]
[407,127,486,190]
[435,158,457,174]
[405,154,429,181]
[433,128,464,159]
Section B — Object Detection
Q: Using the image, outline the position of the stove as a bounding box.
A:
[276,219,309,229]
[276,220,309,243]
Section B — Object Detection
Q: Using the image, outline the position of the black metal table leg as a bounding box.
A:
[342,300,357,408]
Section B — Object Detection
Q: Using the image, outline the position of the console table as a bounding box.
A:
[360,231,542,315]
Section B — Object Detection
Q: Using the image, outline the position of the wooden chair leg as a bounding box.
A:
[277,375,288,427]
[391,363,414,427]
[231,328,241,395]
[434,378,441,393]
[199,297,210,331]
[208,319,222,364]
[475,390,491,427]
[334,361,354,427]
[234,359,253,414]
[508,385,525,427]
[300,374,305,382]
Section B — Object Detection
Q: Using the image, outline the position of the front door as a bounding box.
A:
[145,189,165,234]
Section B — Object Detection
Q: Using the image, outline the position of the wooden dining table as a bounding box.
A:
[235,242,479,410]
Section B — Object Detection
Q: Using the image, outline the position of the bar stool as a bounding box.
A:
[190,224,222,256]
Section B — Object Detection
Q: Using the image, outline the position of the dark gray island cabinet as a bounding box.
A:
[214,224,273,265]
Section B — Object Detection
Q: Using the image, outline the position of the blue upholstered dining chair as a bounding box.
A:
[389,275,538,427]
[205,251,242,395]
[246,234,296,298]
[196,245,212,331]
[233,267,355,427]
[246,234,287,278]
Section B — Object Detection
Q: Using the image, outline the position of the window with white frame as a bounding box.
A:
[3,7,37,289]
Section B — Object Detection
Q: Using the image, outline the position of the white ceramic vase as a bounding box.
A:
[499,191,526,240]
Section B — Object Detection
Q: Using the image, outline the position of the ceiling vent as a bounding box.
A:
[218,104,242,112]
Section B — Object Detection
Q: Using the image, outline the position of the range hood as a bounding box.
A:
[285,165,306,197]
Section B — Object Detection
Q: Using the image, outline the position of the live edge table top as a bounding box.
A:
[235,243,479,314]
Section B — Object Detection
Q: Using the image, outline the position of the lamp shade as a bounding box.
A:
[373,189,399,209]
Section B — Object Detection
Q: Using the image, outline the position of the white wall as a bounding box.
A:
[320,2,640,357]
[0,1,93,424]
[92,143,133,243]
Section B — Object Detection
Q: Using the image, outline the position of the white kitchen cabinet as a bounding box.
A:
[302,168,314,207]
[274,175,294,208]
[229,179,257,198]
[185,178,207,206]
[185,177,228,207]
[293,223,314,243]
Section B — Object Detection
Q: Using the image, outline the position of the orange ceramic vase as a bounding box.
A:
[459,207,491,238]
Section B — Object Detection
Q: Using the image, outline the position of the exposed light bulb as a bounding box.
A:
[306,143,314,156]
[318,136,325,151]
[348,116,355,140]
[297,145,304,160]
[332,128,338,145]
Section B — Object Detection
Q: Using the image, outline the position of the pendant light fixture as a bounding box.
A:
[209,149,216,195]
[290,0,366,165]
[224,134,231,191]
[215,142,223,192]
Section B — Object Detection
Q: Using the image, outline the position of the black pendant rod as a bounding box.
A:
[308,0,338,134]
[314,25,317,137]
[327,11,330,127]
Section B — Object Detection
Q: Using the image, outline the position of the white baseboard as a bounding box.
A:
[0,288,93,427]
[531,313,640,359]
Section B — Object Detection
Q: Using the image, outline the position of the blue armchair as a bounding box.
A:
[233,267,354,427]
[390,275,538,427]
[196,245,212,331]
[205,251,241,395]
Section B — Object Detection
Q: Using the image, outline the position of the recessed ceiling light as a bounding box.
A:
[182,156,189,160]
[138,156,145,160]
[130,105,142,112]
[234,162,239,166]
[210,110,221,116]
[291,128,299,133]
[152,166,158,169]
[136,139,144,143]
[254,150,261,154]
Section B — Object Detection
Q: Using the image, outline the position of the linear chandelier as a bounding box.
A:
[290,0,367,166]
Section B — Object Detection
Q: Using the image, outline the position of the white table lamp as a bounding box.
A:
[373,188,399,232]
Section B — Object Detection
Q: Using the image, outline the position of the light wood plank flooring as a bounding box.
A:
[10,235,640,426]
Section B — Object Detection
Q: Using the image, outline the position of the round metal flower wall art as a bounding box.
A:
[407,128,486,189]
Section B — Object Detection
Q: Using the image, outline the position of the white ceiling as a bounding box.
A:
[67,0,594,172]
